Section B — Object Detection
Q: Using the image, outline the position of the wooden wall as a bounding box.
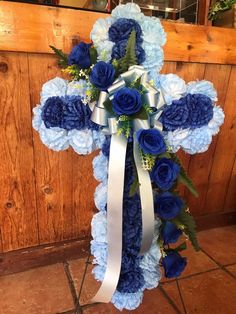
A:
[0,2,236,254]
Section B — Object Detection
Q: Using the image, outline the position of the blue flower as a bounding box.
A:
[187,94,213,128]
[154,192,183,219]
[162,252,187,278]
[42,96,64,128]
[117,267,145,293]
[161,100,189,131]
[161,221,182,245]
[101,136,111,158]
[111,40,145,64]
[123,195,141,223]
[136,129,166,155]
[89,61,115,91]
[151,158,180,190]
[121,253,141,274]
[108,18,142,43]
[68,42,91,69]
[112,87,142,116]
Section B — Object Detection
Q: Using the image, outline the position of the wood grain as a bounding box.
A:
[28,53,98,245]
[0,2,236,64]
[0,52,39,252]
[224,155,236,212]
[204,66,236,214]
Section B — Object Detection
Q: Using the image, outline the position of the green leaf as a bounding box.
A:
[89,47,98,65]
[49,45,68,68]
[171,154,198,197]
[129,170,140,197]
[103,99,114,114]
[131,107,148,120]
[117,30,137,74]
[172,209,200,251]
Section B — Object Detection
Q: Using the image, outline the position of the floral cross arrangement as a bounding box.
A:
[33,3,224,311]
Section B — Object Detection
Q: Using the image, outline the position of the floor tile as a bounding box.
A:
[0,264,74,314]
[178,269,236,314]
[226,264,236,278]
[162,281,185,313]
[68,258,89,299]
[83,288,177,314]
[198,225,236,265]
[161,240,218,283]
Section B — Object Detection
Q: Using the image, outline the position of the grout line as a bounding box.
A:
[161,267,220,284]
[74,253,91,313]
[159,285,182,314]
[63,262,79,307]
[222,266,236,280]
[176,279,187,314]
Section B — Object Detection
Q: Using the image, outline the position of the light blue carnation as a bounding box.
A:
[67,79,90,98]
[208,105,225,135]
[111,291,143,311]
[142,269,161,289]
[91,212,107,243]
[92,264,106,281]
[94,181,107,211]
[32,105,43,131]
[181,127,212,154]
[159,74,186,105]
[141,16,166,47]
[93,151,108,183]
[165,128,191,153]
[68,129,94,155]
[186,80,218,102]
[91,241,107,266]
[92,130,106,150]
[111,3,144,21]
[40,77,67,105]
[142,43,164,72]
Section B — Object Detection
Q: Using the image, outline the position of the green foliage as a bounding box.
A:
[129,168,140,197]
[172,209,200,251]
[49,45,68,68]
[103,99,114,114]
[171,154,198,197]
[116,30,137,74]
[165,242,187,254]
[89,47,98,65]
[131,107,149,120]
[208,0,236,21]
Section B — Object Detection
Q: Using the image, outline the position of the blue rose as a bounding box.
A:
[136,129,166,155]
[111,40,145,64]
[68,42,91,69]
[161,100,189,131]
[42,96,64,128]
[89,61,115,91]
[154,192,183,219]
[151,158,180,190]
[161,221,182,245]
[117,267,145,293]
[112,87,142,116]
[186,94,213,128]
[162,252,187,278]
[108,18,142,43]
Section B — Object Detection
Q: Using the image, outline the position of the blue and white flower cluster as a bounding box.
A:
[154,74,224,154]
[90,3,166,72]
[92,141,162,311]
[32,77,105,154]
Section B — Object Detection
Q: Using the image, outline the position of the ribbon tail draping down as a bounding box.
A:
[91,133,128,303]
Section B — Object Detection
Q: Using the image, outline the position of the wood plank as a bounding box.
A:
[0,2,236,65]
[0,238,90,277]
[185,64,232,216]
[195,211,236,231]
[204,66,236,214]
[28,53,98,244]
[223,155,236,212]
[0,52,39,252]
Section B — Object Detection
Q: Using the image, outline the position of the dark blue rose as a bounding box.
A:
[186,94,213,128]
[154,192,183,219]
[117,267,144,293]
[68,42,91,69]
[89,61,115,91]
[101,136,111,158]
[108,18,142,43]
[151,157,180,190]
[111,40,145,64]
[61,96,98,131]
[161,221,182,245]
[136,129,166,155]
[162,252,187,278]
[42,96,64,128]
[112,87,142,116]
[161,100,189,131]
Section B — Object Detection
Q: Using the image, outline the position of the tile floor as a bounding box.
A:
[0,225,236,314]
